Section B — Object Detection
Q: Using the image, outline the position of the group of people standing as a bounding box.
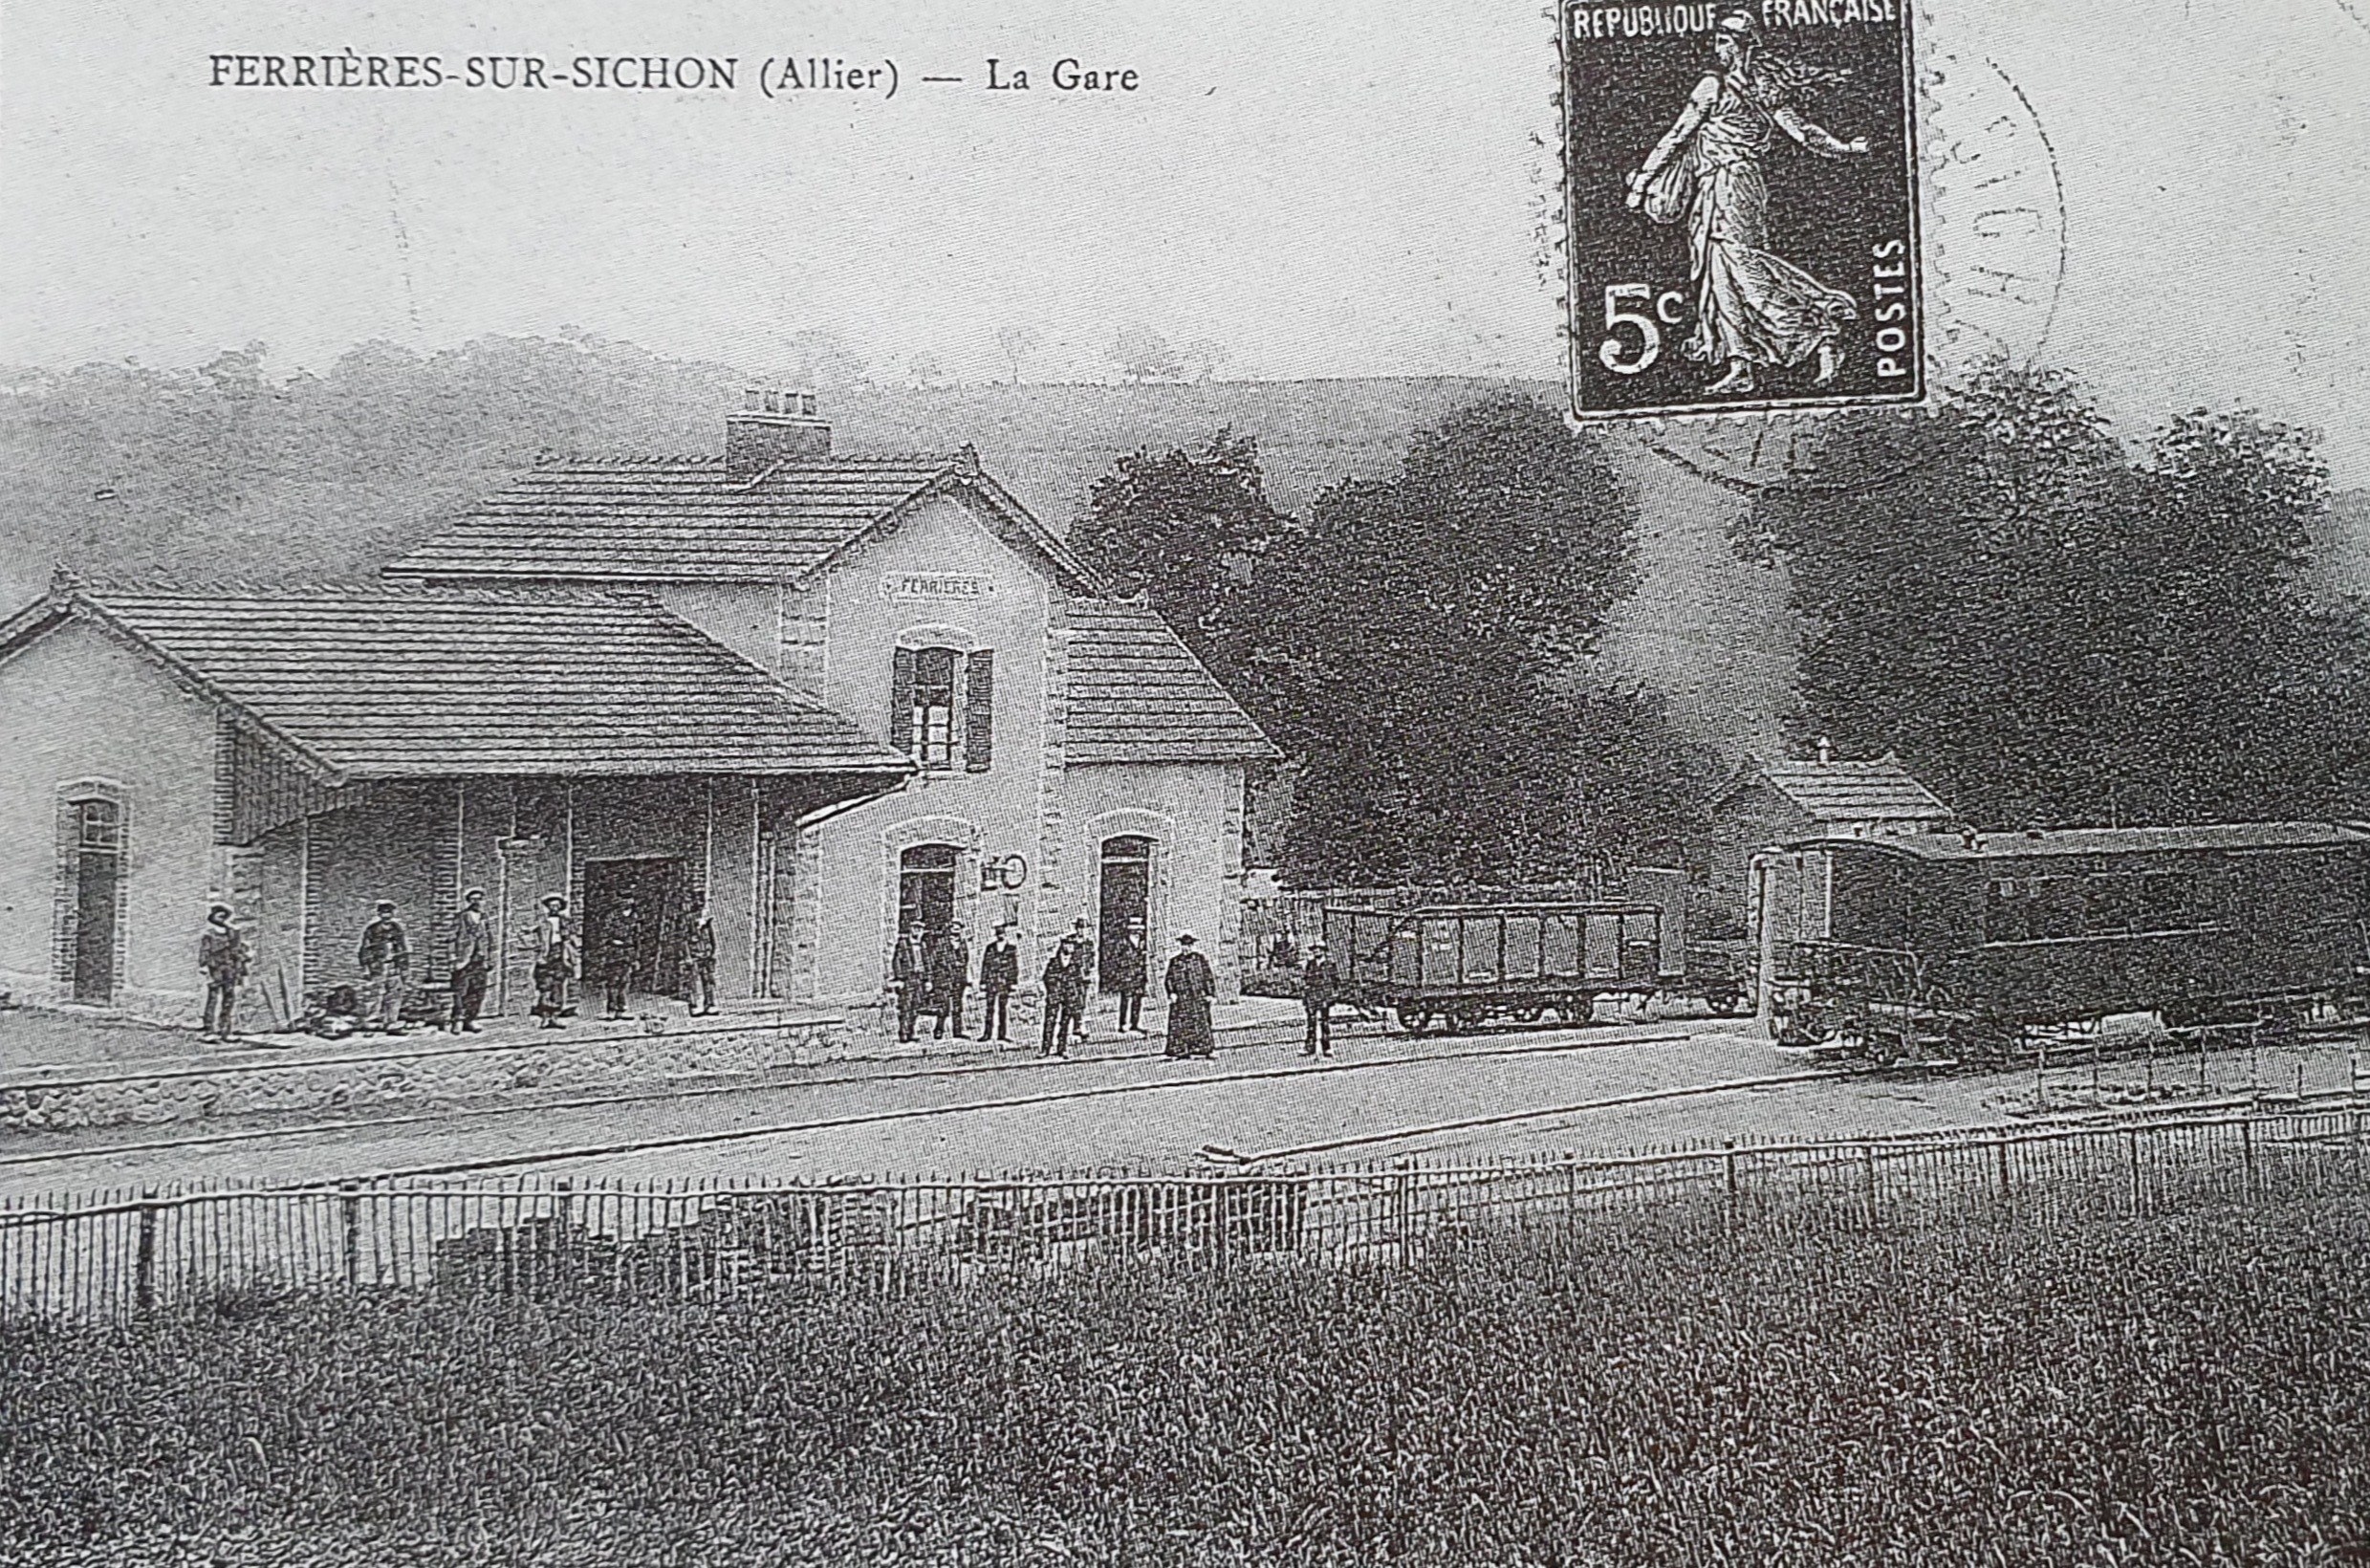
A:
[886,918,1220,1059]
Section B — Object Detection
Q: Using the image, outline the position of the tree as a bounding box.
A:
[1107,326,1183,385]
[1069,429,1284,678]
[995,325,1040,385]
[1230,395,1707,886]
[1743,362,2353,827]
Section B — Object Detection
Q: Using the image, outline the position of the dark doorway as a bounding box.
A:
[71,798,121,1004]
[582,857,687,997]
[899,844,958,937]
[1098,836,1152,992]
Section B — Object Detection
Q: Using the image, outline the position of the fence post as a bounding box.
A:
[1723,1140,1739,1199]
[1993,1131,2011,1209]
[2125,1126,2143,1216]
[2240,1118,2256,1199]
[1859,1143,1879,1229]
[135,1187,159,1315]
[339,1182,360,1290]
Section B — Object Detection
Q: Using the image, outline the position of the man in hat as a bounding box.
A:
[596,895,640,1021]
[979,922,1020,1043]
[358,900,410,1033]
[1058,917,1097,1042]
[1163,930,1217,1060]
[890,919,925,1043]
[196,903,248,1042]
[1039,940,1079,1056]
[1301,939,1340,1058]
[448,887,493,1034]
[926,920,970,1040]
[533,895,575,1027]
[685,904,718,1017]
[1110,920,1149,1035]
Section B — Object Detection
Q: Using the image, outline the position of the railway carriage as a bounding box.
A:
[1753,822,2370,1063]
[1324,901,1680,1034]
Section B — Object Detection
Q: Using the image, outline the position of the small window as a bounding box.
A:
[76,799,121,852]
[912,647,959,768]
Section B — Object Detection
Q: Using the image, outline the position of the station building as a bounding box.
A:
[0,393,1276,1027]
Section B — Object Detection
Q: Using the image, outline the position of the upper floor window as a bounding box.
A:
[76,798,122,853]
[891,644,995,773]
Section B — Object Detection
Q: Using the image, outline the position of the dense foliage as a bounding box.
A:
[8,1194,2367,1567]
[1743,363,2370,828]
[1072,398,1713,888]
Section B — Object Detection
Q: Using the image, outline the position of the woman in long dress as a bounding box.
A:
[1163,932,1217,1060]
[1625,11,1870,395]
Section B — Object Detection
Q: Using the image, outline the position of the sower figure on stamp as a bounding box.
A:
[358,900,409,1033]
[1111,920,1149,1035]
[532,895,575,1028]
[1626,10,1868,395]
[928,921,970,1039]
[1163,930,1217,1060]
[685,904,718,1017]
[197,903,247,1042]
[1301,939,1339,1059]
[891,920,926,1043]
[980,923,1019,1043]
[448,887,492,1034]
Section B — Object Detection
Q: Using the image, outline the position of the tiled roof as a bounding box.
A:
[1751,758,1949,822]
[384,454,1105,591]
[12,581,915,785]
[1840,822,2370,862]
[1065,601,1278,765]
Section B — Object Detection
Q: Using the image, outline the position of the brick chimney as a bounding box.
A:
[725,387,830,478]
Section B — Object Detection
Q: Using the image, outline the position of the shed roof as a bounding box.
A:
[1746,757,1950,822]
[2,580,916,787]
[1819,821,2370,863]
[382,452,1108,593]
[1064,600,1279,765]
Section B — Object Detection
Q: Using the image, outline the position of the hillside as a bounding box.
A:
[0,338,1795,753]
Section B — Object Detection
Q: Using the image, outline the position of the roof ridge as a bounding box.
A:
[81,578,648,607]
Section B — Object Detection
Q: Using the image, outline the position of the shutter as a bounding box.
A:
[964,649,995,772]
[889,646,916,754]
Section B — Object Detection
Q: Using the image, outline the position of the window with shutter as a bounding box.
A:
[889,646,917,754]
[912,647,959,767]
[964,650,994,773]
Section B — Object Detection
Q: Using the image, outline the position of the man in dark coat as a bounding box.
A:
[927,922,970,1039]
[448,887,493,1034]
[358,900,409,1033]
[890,921,925,1042]
[1039,945,1078,1056]
[1058,918,1097,1042]
[1163,931,1217,1059]
[980,923,1020,1042]
[597,896,639,1021]
[197,904,247,1042]
[1111,922,1150,1034]
[685,904,718,1017]
[1301,939,1340,1058]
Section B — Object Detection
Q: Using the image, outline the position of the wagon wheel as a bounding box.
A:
[1393,1006,1432,1035]
[1556,994,1596,1026]
[1511,1004,1546,1024]
[1704,989,1745,1017]
[1446,1005,1489,1034]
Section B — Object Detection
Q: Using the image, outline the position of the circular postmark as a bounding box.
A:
[1635,50,2068,495]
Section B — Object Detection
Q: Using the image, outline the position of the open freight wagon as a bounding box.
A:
[1323,901,1680,1034]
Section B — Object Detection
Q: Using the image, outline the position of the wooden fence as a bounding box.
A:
[6,1100,2367,1324]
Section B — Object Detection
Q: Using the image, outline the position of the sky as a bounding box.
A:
[5,0,2370,476]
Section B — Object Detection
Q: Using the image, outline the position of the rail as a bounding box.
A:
[4,1098,2365,1324]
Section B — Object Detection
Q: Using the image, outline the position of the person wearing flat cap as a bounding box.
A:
[532,894,576,1027]
[358,900,409,1033]
[1301,939,1340,1059]
[1163,930,1216,1060]
[448,887,493,1034]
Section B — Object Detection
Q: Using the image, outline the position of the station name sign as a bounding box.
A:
[881,573,998,603]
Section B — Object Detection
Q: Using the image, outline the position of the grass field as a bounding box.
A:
[5,1192,2368,1567]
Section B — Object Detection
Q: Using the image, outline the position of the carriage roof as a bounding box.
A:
[1799,821,2370,863]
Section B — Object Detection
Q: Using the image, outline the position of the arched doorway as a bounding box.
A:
[68,797,122,1003]
[1097,836,1153,992]
[899,843,960,937]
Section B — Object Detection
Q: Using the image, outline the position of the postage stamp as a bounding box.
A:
[1561,0,1924,420]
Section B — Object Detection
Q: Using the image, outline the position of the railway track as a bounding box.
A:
[0,1018,1720,1178]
